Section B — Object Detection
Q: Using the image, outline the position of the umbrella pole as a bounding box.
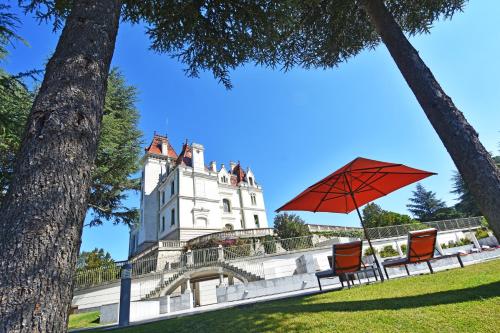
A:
[351,196,385,282]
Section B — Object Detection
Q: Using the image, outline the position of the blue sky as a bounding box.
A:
[4,1,499,260]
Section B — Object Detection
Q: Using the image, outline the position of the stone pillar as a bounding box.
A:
[394,241,403,256]
[469,231,481,251]
[435,240,444,256]
[219,273,225,286]
[185,278,191,292]
[118,263,132,327]
[187,250,193,266]
[189,290,194,309]
[166,295,171,313]
[295,254,315,274]
[228,275,234,286]
[218,244,224,262]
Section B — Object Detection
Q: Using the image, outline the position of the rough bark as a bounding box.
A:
[360,0,500,238]
[0,1,121,332]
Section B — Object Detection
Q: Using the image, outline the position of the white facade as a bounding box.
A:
[129,134,268,256]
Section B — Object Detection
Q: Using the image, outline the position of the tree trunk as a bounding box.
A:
[0,1,121,332]
[360,0,500,238]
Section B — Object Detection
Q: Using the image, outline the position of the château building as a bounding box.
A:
[129,134,268,256]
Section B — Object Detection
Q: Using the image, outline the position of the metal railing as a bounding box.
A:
[307,224,363,232]
[74,235,321,290]
[187,228,275,246]
[75,217,483,291]
[230,260,265,279]
[365,216,483,240]
[74,265,122,290]
[223,235,321,260]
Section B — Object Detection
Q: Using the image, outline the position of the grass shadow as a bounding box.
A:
[266,280,500,313]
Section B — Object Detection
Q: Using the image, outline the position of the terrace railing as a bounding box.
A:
[159,240,188,249]
[365,216,483,240]
[187,228,275,247]
[74,217,483,290]
[74,265,122,290]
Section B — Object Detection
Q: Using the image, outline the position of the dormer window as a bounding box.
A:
[221,176,228,183]
[249,177,254,186]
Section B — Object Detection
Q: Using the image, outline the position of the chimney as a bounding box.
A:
[229,161,237,172]
[192,143,205,171]
[209,161,217,172]
[161,139,168,156]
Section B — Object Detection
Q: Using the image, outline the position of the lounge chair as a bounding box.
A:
[382,228,464,279]
[316,241,378,291]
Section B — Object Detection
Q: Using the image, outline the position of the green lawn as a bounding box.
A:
[68,311,101,330]
[79,258,500,333]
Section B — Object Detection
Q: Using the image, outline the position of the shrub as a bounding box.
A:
[475,228,490,240]
[364,247,377,256]
[379,245,399,258]
[443,237,472,249]
[274,213,310,239]
[400,243,407,255]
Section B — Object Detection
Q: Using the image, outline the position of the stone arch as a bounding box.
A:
[160,266,251,297]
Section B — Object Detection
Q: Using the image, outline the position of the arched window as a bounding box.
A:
[249,177,254,186]
[224,223,234,231]
[221,175,227,183]
[250,193,257,205]
[223,199,231,213]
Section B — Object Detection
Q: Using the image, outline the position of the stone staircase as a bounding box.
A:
[219,262,263,282]
[143,261,263,300]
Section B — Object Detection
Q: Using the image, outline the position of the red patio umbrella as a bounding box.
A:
[276,157,436,281]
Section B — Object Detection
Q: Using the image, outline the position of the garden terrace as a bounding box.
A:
[71,258,500,332]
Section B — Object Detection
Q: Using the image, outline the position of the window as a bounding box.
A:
[171,209,175,226]
[250,193,257,205]
[221,175,227,183]
[161,216,165,231]
[224,223,234,231]
[249,177,254,186]
[254,215,260,228]
[223,199,231,213]
[161,191,165,205]
[171,180,175,196]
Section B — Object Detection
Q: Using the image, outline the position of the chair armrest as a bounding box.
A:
[315,269,335,278]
